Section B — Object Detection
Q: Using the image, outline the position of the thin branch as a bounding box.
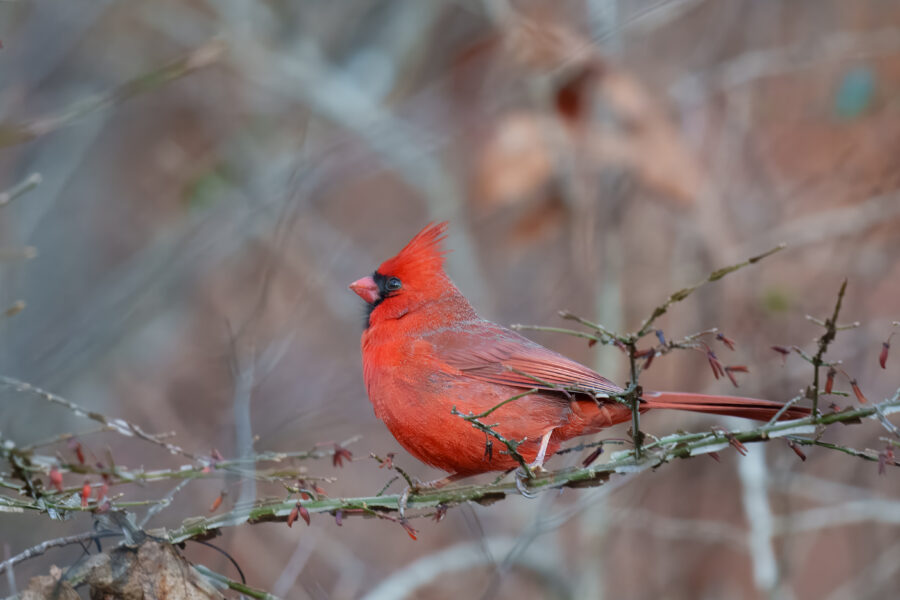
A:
[451,406,533,478]
[510,324,602,346]
[370,454,417,491]
[542,247,784,458]
[809,280,848,415]
[139,480,193,529]
[0,41,225,148]
[158,391,900,545]
[0,173,42,208]
[557,312,623,344]
[0,532,121,575]
[765,394,804,427]
[468,388,541,420]
[786,437,898,466]
[873,403,900,438]
[634,244,785,338]
[0,375,198,460]
[194,564,282,600]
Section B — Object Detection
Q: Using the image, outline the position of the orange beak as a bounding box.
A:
[349,276,380,304]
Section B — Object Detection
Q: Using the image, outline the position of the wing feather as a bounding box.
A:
[430,321,623,397]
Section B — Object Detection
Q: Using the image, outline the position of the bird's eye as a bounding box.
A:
[385,277,402,291]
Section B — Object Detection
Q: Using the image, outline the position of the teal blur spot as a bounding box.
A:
[834,67,875,119]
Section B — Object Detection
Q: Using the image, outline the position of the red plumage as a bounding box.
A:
[351,223,809,476]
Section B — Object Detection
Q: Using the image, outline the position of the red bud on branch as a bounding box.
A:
[49,468,64,492]
[825,367,836,394]
[333,444,353,468]
[401,519,418,541]
[787,440,807,461]
[209,492,225,513]
[728,435,748,456]
[724,365,749,388]
[716,332,736,351]
[706,350,725,380]
[68,439,85,465]
[850,379,868,404]
[771,346,790,364]
[582,446,603,467]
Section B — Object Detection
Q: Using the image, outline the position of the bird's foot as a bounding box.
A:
[525,429,554,474]
[514,467,538,499]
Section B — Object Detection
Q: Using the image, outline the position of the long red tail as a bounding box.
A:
[643,391,810,421]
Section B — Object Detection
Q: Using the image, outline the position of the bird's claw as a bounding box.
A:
[514,468,538,499]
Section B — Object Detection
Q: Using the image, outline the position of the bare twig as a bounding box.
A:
[0,41,224,148]
[0,375,198,460]
[0,531,121,575]
[510,324,602,346]
[544,246,786,457]
[451,405,533,478]
[765,394,804,427]
[634,244,786,338]
[158,391,900,545]
[194,564,282,600]
[809,280,848,415]
[0,173,42,208]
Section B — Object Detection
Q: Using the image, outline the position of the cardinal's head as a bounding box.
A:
[350,222,460,328]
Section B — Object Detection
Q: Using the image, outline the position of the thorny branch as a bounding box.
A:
[633,243,786,338]
[514,244,786,459]
[808,279,848,416]
[154,390,900,545]
[0,378,356,520]
[451,403,535,478]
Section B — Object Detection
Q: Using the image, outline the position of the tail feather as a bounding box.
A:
[643,391,810,421]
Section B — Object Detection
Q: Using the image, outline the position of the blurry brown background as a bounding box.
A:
[2,0,899,598]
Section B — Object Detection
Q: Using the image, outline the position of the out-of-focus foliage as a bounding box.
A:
[2,1,900,598]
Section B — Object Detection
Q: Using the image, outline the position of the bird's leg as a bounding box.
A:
[514,430,554,499]
[514,471,538,499]
[528,430,554,473]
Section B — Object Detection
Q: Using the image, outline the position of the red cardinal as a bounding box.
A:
[351,223,808,481]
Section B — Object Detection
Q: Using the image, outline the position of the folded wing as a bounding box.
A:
[433,321,624,398]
